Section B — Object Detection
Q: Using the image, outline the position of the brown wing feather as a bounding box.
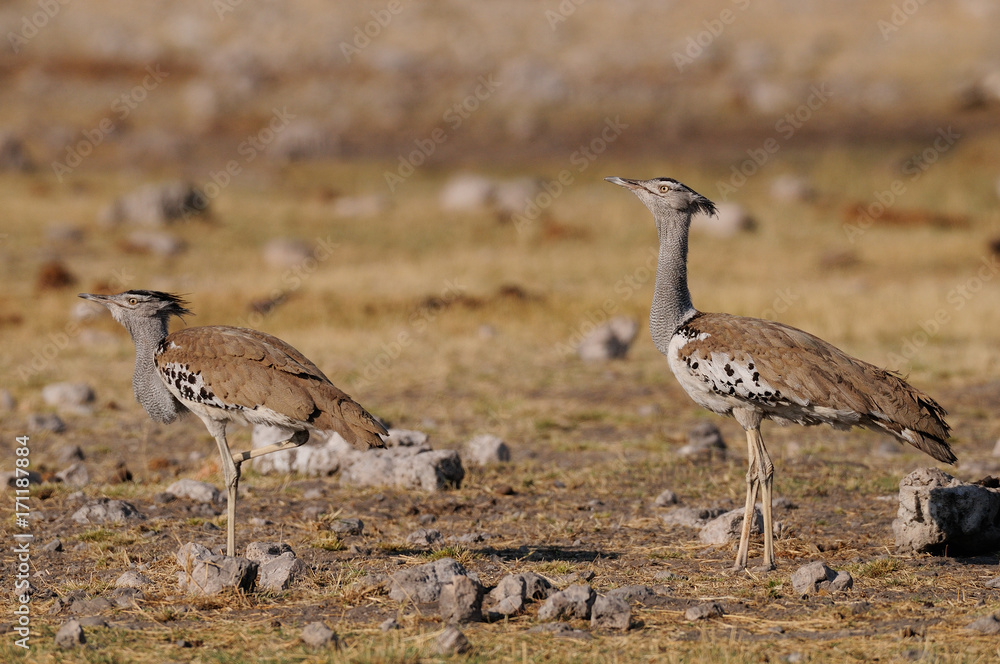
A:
[683,313,954,463]
[157,326,387,449]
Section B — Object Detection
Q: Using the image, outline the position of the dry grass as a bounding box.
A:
[3,44,1000,664]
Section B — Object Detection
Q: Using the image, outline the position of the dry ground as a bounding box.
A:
[2,136,1000,663]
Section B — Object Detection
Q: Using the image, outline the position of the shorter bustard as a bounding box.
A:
[605,177,956,572]
[79,290,387,556]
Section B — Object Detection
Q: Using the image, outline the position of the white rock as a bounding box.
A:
[42,382,95,413]
[692,202,754,238]
[440,173,495,212]
[166,478,221,504]
[577,316,639,361]
[464,434,511,465]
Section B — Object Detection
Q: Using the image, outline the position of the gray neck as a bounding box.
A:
[650,211,697,355]
[125,316,182,424]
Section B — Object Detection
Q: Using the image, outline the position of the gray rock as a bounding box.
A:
[700,506,763,545]
[330,518,364,536]
[262,238,313,269]
[892,468,1000,554]
[42,382,95,412]
[109,588,144,608]
[380,617,400,631]
[662,506,724,530]
[685,601,724,621]
[679,421,727,460]
[242,542,291,563]
[791,561,848,596]
[985,577,1000,589]
[175,542,257,595]
[166,479,221,504]
[99,181,208,226]
[654,489,679,506]
[591,594,631,630]
[465,434,511,465]
[0,388,15,411]
[77,615,108,628]
[44,539,63,553]
[343,448,464,491]
[692,201,754,237]
[250,426,349,476]
[965,614,1000,635]
[389,557,471,603]
[115,571,152,589]
[769,174,815,203]
[406,528,443,547]
[440,173,496,212]
[27,413,65,433]
[258,552,308,592]
[605,585,654,604]
[436,625,471,655]
[54,619,85,648]
[438,575,484,623]
[537,584,596,621]
[992,438,1000,457]
[485,572,553,616]
[70,597,112,615]
[300,621,339,648]
[577,316,639,361]
[126,230,186,256]
[55,463,89,488]
[71,499,144,524]
[57,444,85,464]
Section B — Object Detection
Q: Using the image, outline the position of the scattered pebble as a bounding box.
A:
[436,625,471,655]
[300,621,339,648]
[654,489,678,506]
[54,620,85,648]
[685,601,724,621]
[965,614,1000,635]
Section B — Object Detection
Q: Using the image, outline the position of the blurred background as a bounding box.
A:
[2,0,999,447]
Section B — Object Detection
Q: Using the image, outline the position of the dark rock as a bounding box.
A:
[389,557,470,603]
[27,413,65,433]
[71,499,144,524]
[791,561,852,595]
[591,594,631,630]
[54,620,85,648]
[965,614,1000,635]
[685,601,724,621]
[537,584,596,621]
[436,625,470,654]
[438,575,484,623]
[300,621,339,648]
[330,518,364,536]
[893,468,1000,555]
[605,585,654,604]
[700,506,763,544]
[175,542,257,595]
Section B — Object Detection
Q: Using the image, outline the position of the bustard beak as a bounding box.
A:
[604,176,641,190]
[78,293,113,309]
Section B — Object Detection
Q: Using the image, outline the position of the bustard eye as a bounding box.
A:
[128,298,138,305]
[659,185,670,193]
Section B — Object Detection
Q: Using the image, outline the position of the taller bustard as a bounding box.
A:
[605,177,956,572]
[79,290,387,556]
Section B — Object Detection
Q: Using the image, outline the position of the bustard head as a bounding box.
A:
[605,177,717,226]
[78,290,191,332]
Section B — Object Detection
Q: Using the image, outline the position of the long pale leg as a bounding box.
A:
[733,429,761,571]
[231,429,310,464]
[749,428,775,571]
[203,419,240,557]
